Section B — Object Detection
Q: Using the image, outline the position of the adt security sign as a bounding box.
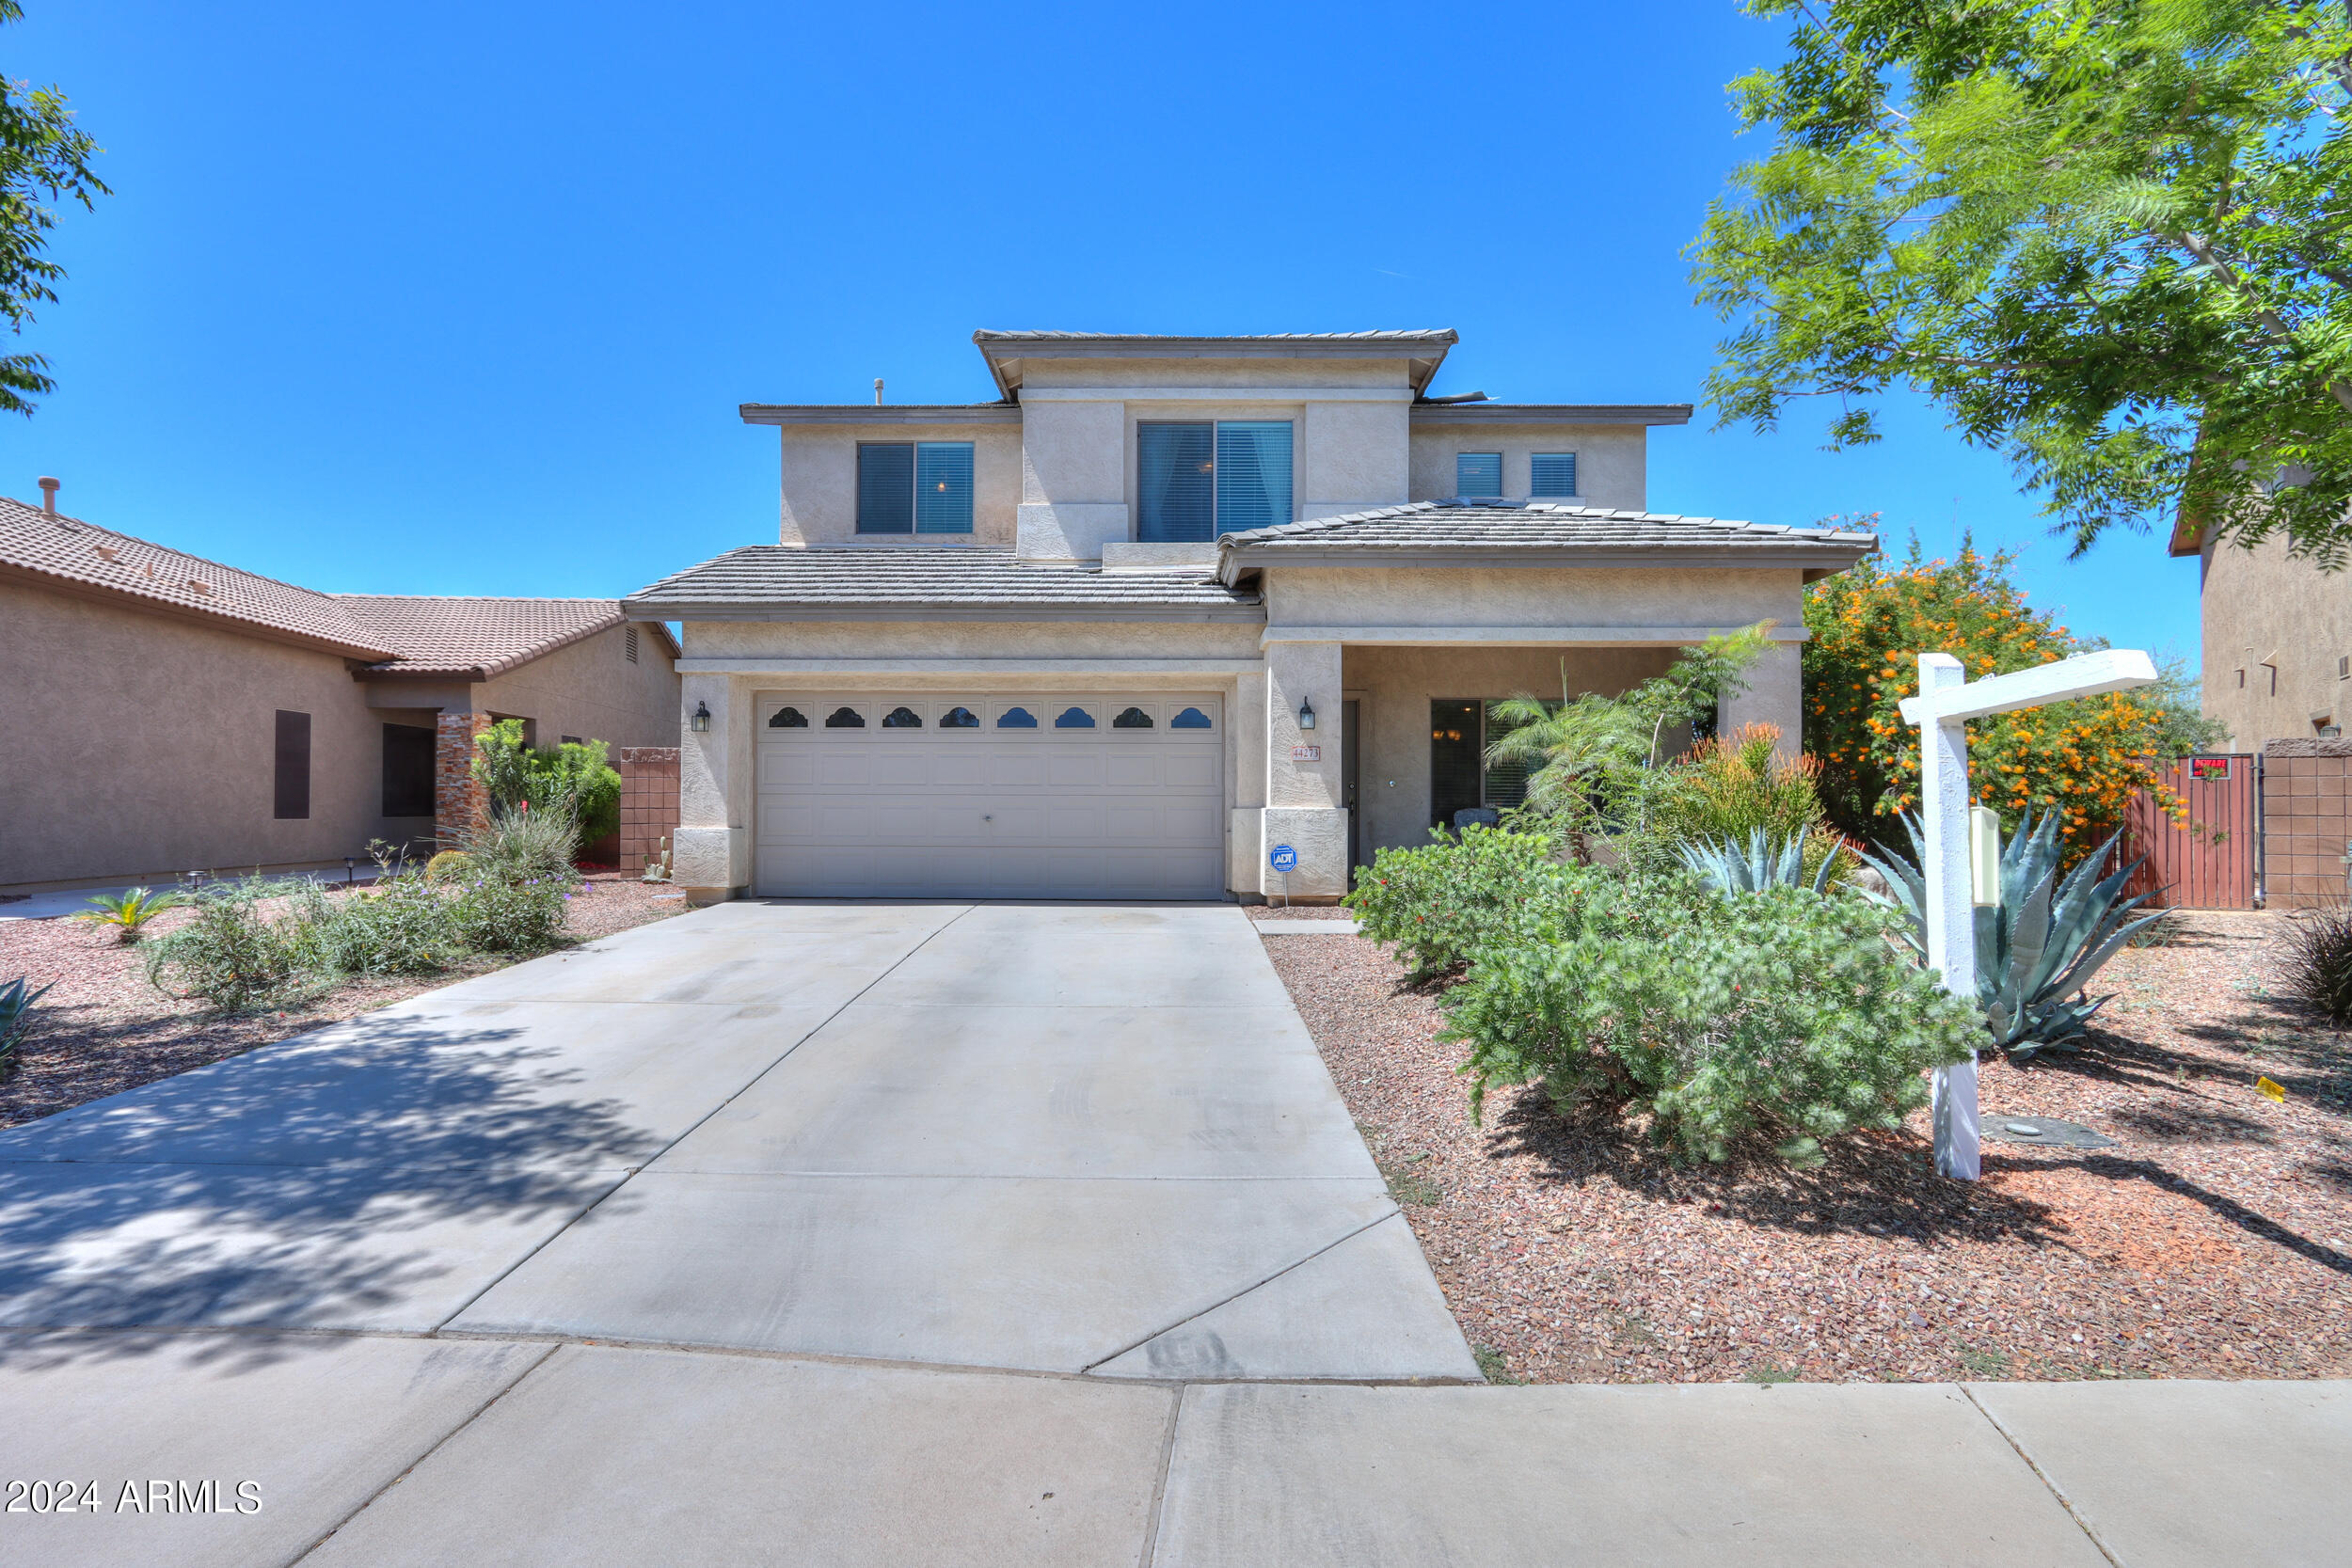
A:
[1268,844,1298,874]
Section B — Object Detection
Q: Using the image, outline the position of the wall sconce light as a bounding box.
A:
[691,701,711,733]
[1297,698,1316,731]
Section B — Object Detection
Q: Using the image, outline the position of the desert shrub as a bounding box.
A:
[1650,724,1824,847]
[424,850,472,884]
[1439,884,1981,1165]
[1345,826,1575,979]
[457,799,582,889]
[1804,537,2225,852]
[446,873,569,953]
[0,976,55,1081]
[532,739,622,845]
[143,879,308,1011]
[284,873,455,978]
[2281,905,2352,1025]
[470,721,621,844]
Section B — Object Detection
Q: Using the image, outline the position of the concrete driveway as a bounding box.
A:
[0,900,1471,1378]
[0,902,2342,1567]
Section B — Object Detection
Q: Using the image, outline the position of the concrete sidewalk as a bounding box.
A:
[0,1335,2341,1566]
[0,900,2340,1564]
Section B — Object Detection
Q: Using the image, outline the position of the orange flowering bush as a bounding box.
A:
[1804,534,2193,856]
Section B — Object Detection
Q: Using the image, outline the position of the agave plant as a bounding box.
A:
[1858,810,2162,1061]
[72,886,191,942]
[0,975,54,1080]
[1678,829,1842,895]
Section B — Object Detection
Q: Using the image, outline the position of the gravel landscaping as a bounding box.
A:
[0,873,687,1130]
[1263,911,2352,1385]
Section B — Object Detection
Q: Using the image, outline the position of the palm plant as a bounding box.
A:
[0,975,54,1080]
[72,886,190,943]
[1858,810,2161,1060]
[1679,829,1843,895]
[1484,623,1776,862]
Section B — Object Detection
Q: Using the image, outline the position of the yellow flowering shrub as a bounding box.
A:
[1803,535,2186,855]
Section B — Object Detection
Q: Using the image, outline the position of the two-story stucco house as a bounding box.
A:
[623,329,1876,904]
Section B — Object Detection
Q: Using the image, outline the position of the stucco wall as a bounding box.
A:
[464,622,681,751]
[680,618,1261,662]
[776,424,1022,546]
[0,580,413,890]
[1407,423,1648,510]
[1343,643,1680,860]
[1015,355,1413,391]
[2197,531,2352,750]
[1259,564,1807,632]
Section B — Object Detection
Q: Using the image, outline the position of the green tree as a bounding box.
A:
[0,2,107,415]
[1691,0,2352,561]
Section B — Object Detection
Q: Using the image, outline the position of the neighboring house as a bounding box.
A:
[2170,513,2352,747]
[625,328,1875,904]
[0,493,681,895]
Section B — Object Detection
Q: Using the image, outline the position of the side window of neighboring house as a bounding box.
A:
[857,441,975,534]
[1137,421,1294,541]
[1530,452,1578,498]
[275,710,311,820]
[1454,452,1502,498]
[382,723,435,817]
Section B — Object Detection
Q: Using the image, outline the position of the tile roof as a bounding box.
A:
[0,494,664,675]
[339,595,644,679]
[1214,500,1878,580]
[0,494,389,657]
[623,546,1263,620]
[971,329,1458,344]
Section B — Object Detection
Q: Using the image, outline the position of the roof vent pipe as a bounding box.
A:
[873,378,883,406]
[38,476,58,514]
[1421,391,1490,404]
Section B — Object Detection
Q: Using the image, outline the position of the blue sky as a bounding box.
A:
[9,0,2201,669]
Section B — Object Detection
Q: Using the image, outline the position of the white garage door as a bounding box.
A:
[755,693,1226,899]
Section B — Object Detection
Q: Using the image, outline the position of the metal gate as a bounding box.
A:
[2119,755,2257,909]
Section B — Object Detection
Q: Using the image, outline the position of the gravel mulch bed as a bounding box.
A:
[0,873,688,1129]
[1264,911,2352,1385]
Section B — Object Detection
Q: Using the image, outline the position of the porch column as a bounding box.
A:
[1718,638,1803,759]
[433,711,492,850]
[674,673,748,905]
[1260,638,1348,899]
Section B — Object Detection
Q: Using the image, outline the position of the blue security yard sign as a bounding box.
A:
[1268,844,1298,874]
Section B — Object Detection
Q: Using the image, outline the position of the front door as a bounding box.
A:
[1343,698,1361,885]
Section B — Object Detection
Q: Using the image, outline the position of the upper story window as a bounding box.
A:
[1530,451,1578,499]
[1137,421,1293,541]
[857,441,975,534]
[1455,452,1502,498]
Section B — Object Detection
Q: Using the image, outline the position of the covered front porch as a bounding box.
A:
[1235,626,1805,901]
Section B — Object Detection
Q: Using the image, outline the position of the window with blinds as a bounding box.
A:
[1530,451,1578,498]
[1455,452,1503,498]
[857,441,974,533]
[1137,421,1294,541]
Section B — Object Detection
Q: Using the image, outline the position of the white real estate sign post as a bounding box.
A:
[1897,648,2159,1180]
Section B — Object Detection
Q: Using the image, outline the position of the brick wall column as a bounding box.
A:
[435,711,493,850]
[617,747,681,876]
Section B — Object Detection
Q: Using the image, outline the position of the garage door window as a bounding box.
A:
[1112,706,1153,729]
[769,706,807,728]
[941,705,979,728]
[825,706,866,728]
[997,706,1038,728]
[1054,706,1096,729]
[882,706,923,728]
[1171,706,1214,730]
